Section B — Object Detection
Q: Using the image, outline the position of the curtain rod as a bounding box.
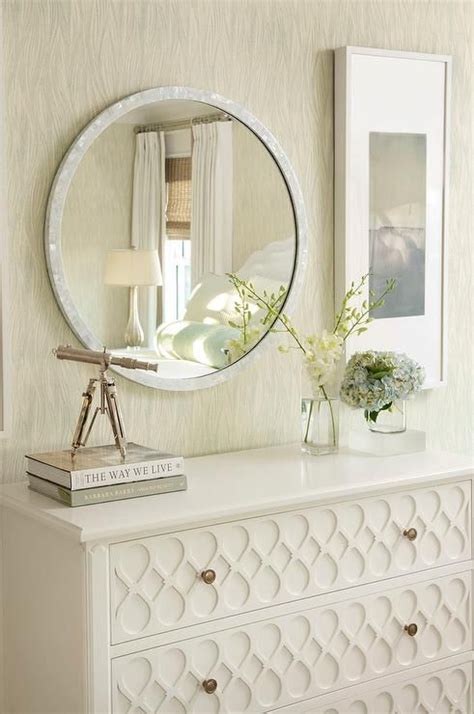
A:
[134,113,232,134]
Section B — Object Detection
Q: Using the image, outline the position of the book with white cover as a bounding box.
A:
[26,443,184,490]
[27,473,187,507]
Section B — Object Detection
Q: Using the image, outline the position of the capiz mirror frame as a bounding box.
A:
[45,87,307,391]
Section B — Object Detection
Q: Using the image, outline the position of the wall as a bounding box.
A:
[1,0,472,479]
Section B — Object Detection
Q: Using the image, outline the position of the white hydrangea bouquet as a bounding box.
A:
[340,350,425,425]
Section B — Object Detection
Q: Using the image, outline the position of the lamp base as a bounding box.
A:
[124,285,144,348]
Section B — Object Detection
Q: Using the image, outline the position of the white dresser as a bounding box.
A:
[1,445,473,713]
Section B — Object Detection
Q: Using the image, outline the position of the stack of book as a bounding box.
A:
[25,443,186,507]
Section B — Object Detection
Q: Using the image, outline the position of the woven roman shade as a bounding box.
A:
[165,157,192,238]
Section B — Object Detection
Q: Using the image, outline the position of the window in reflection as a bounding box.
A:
[163,155,192,323]
[163,239,191,323]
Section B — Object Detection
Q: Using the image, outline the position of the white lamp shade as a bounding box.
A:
[104,248,163,287]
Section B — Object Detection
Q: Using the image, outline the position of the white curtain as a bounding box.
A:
[131,131,165,347]
[191,121,233,285]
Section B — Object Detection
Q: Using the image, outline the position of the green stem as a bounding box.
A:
[343,280,394,340]
[320,385,337,447]
[333,274,368,334]
[261,292,286,326]
[303,398,314,444]
[239,291,248,345]
[235,279,308,355]
[343,308,373,340]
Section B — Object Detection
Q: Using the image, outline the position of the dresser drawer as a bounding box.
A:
[271,661,473,713]
[112,571,472,713]
[110,481,471,643]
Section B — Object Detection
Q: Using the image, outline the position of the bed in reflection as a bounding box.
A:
[110,349,218,378]
[111,237,294,379]
[155,238,293,366]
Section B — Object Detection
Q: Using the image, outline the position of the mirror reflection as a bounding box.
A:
[61,99,296,379]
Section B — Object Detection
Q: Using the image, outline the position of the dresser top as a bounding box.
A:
[1,444,472,543]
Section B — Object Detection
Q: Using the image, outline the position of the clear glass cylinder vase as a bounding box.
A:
[366,400,406,434]
[301,394,339,455]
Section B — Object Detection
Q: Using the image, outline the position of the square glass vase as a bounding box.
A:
[301,394,339,455]
[366,400,406,434]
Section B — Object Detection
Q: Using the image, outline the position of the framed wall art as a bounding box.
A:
[335,47,451,388]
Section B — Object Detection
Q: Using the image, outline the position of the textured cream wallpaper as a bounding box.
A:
[0,0,472,486]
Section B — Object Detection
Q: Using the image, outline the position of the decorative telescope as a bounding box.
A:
[53,345,158,459]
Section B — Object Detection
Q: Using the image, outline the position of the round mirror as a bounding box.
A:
[45,87,306,390]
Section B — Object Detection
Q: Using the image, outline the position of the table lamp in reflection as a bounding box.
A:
[104,247,162,348]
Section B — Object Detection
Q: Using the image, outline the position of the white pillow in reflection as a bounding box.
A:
[184,273,283,326]
[184,274,240,326]
[237,237,295,282]
[155,320,238,369]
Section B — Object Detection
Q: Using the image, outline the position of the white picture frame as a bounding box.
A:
[335,47,451,388]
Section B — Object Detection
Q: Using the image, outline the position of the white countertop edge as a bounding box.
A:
[1,444,473,543]
[0,489,84,540]
[76,467,474,542]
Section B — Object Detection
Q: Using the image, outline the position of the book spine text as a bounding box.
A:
[71,457,184,489]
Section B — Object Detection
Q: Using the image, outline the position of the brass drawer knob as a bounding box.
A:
[201,569,216,585]
[202,678,217,694]
[404,623,418,637]
[403,528,418,541]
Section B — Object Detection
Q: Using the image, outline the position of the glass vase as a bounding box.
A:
[366,400,406,434]
[301,393,339,455]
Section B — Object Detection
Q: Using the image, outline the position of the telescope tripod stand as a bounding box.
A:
[71,367,127,458]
